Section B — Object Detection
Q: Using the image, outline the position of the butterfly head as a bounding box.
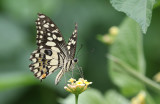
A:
[74,58,78,63]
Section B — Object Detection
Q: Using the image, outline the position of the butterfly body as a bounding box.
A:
[29,13,78,85]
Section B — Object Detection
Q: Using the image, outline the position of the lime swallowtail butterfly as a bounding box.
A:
[29,13,78,85]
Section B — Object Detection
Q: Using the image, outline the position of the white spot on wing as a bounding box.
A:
[40,31,43,34]
[71,40,76,44]
[51,24,54,27]
[47,33,51,36]
[34,69,38,73]
[73,35,76,37]
[40,35,43,38]
[29,67,32,70]
[57,37,62,41]
[39,15,45,18]
[34,63,39,68]
[67,46,70,50]
[43,20,46,23]
[32,58,37,62]
[46,42,56,46]
[39,46,43,48]
[33,50,37,53]
[52,29,58,33]
[53,35,57,39]
[43,24,49,28]
[47,37,53,41]
[36,72,41,77]
[35,53,39,57]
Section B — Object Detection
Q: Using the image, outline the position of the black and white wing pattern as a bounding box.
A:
[29,13,78,85]
[67,23,78,59]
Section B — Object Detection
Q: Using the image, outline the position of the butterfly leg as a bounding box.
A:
[76,65,84,78]
[71,67,74,78]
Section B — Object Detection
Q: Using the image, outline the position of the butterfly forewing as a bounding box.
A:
[67,23,78,59]
[36,13,68,56]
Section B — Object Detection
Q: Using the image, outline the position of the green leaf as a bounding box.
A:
[59,88,106,104]
[110,0,155,34]
[108,17,145,96]
[145,92,156,104]
[105,90,130,104]
[154,0,160,8]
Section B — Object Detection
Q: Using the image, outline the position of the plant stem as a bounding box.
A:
[108,54,160,93]
[75,94,79,104]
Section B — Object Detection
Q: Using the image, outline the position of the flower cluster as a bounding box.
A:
[64,78,92,95]
[131,91,146,104]
[97,26,119,45]
[153,72,160,82]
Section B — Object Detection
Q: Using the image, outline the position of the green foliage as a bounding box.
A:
[105,90,130,104]
[154,0,160,8]
[109,17,145,96]
[110,0,155,34]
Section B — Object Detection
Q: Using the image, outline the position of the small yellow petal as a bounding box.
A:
[76,81,83,85]
[78,78,85,82]
[84,80,92,85]
[68,78,76,83]
[131,91,146,104]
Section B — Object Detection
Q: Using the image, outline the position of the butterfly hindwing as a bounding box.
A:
[29,49,61,79]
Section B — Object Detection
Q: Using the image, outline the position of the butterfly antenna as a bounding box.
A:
[76,44,83,58]
[77,63,84,78]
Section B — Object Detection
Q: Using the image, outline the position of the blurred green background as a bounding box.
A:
[0,0,160,104]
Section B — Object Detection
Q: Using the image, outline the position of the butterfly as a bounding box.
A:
[29,13,78,85]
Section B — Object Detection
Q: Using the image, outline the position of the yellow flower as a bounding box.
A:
[84,80,92,85]
[102,35,113,44]
[64,78,92,95]
[76,81,83,85]
[68,78,76,83]
[131,91,146,104]
[109,26,119,36]
[153,72,160,82]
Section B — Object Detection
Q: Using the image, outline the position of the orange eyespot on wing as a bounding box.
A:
[41,73,47,79]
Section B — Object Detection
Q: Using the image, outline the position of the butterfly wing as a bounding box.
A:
[30,13,68,81]
[67,23,78,59]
